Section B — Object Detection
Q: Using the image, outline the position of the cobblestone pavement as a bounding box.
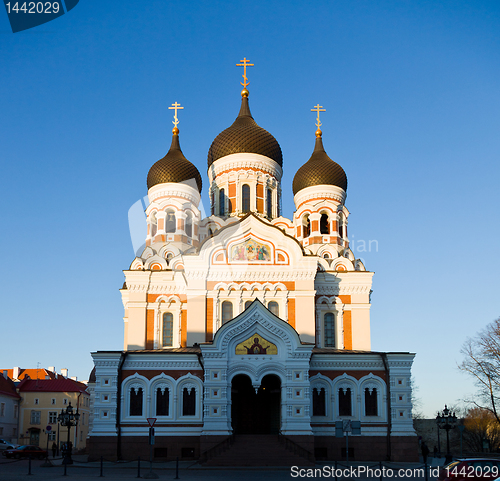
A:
[0,457,441,481]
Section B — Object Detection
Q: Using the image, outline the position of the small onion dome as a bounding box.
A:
[88,367,96,384]
[292,132,347,195]
[207,95,283,168]
[147,130,203,192]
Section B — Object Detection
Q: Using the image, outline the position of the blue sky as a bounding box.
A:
[1,0,499,417]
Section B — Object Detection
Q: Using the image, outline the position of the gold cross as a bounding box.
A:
[236,57,254,88]
[311,104,326,129]
[168,102,184,128]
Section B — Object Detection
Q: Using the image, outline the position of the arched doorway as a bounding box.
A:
[231,374,281,434]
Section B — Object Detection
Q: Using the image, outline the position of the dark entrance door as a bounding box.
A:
[231,374,281,434]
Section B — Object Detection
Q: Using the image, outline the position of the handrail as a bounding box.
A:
[199,434,234,462]
[278,433,315,462]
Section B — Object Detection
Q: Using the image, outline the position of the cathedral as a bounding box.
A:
[88,61,418,463]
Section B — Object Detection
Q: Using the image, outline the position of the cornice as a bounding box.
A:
[208,154,283,182]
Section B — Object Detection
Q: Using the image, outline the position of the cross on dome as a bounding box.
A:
[236,57,254,97]
[311,104,326,137]
[168,102,184,134]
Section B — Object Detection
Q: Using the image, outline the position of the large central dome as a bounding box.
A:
[207,95,283,168]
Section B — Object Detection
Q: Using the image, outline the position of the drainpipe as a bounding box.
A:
[381,353,392,461]
[116,351,128,460]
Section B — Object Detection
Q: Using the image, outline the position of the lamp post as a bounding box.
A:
[57,402,80,465]
[436,405,457,464]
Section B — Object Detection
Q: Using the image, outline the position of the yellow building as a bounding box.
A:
[18,378,90,452]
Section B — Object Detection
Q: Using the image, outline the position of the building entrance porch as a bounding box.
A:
[231,374,281,435]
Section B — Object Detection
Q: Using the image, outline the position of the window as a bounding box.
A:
[222,301,233,324]
[313,388,326,416]
[48,432,56,441]
[242,184,250,213]
[320,213,330,234]
[338,216,344,238]
[166,210,176,233]
[130,387,143,416]
[162,313,174,347]
[182,387,196,416]
[302,214,310,238]
[103,395,109,401]
[0,403,4,416]
[268,301,279,317]
[51,398,56,405]
[14,405,18,419]
[219,188,225,216]
[63,398,68,405]
[12,428,17,437]
[0,427,3,435]
[244,300,252,310]
[34,398,39,405]
[324,313,335,347]
[339,388,352,416]
[156,388,169,416]
[365,388,378,416]
[48,412,57,424]
[185,214,192,237]
[82,413,85,425]
[266,188,272,218]
[31,411,41,424]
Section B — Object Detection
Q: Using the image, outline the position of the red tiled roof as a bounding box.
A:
[18,378,88,393]
[0,375,20,398]
[1,368,57,381]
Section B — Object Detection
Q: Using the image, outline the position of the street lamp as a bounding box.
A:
[57,402,80,465]
[436,405,457,464]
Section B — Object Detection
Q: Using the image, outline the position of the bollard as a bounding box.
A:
[174,456,179,479]
[99,456,104,477]
[63,461,68,476]
[27,455,33,476]
[137,456,141,478]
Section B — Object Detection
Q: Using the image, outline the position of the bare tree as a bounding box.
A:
[463,407,500,452]
[459,317,500,423]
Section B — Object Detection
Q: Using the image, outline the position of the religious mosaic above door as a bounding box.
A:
[235,334,278,355]
[230,238,271,262]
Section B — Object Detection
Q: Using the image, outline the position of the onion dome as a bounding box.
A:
[207,92,283,168]
[292,131,347,195]
[147,128,202,192]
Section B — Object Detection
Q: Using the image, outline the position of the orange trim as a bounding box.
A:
[146,310,155,349]
[288,298,295,329]
[297,197,342,210]
[181,310,187,347]
[338,295,351,304]
[206,298,213,341]
[343,310,352,350]
[206,281,295,290]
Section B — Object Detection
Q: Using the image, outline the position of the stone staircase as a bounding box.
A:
[203,435,315,466]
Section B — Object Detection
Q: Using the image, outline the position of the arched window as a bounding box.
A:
[365,388,378,416]
[242,184,250,213]
[339,388,352,416]
[219,188,225,216]
[166,210,176,233]
[320,213,330,234]
[323,252,330,259]
[324,313,335,347]
[266,188,272,218]
[222,301,233,324]
[268,301,279,317]
[313,387,326,416]
[244,301,252,310]
[185,214,192,237]
[182,387,196,416]
[338,215,344,239]
[166,253,173,265]
[162,313,174,347]
[129,387,143,416]
[302,214,310,238]
[156,387,169,416]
